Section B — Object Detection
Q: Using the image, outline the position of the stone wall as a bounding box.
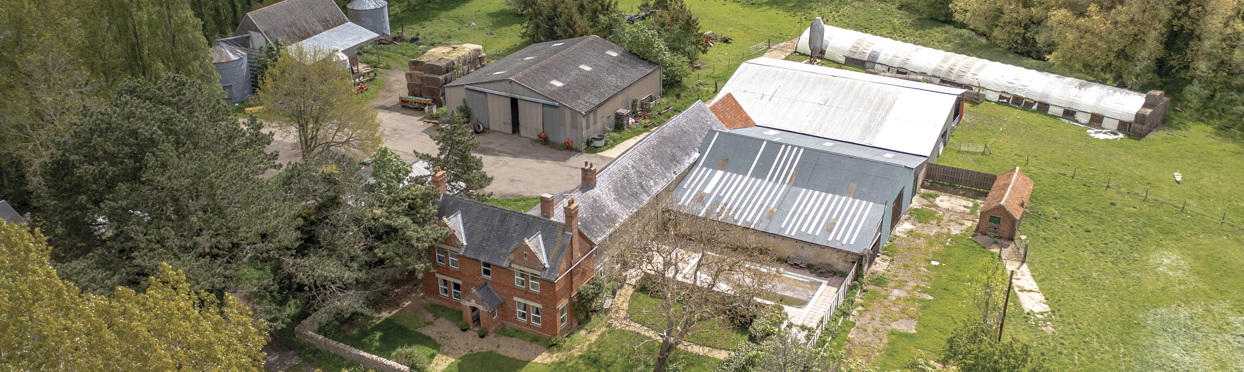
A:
[294,308,411,372]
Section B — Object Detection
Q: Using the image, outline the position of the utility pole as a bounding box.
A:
[998,269,1016,342]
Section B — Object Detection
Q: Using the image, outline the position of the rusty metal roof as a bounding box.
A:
[210,43,247,63]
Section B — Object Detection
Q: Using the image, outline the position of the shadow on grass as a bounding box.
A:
[336,317,441,361]
[445,352,549,372]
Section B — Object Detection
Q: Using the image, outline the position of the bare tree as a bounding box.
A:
[615,204,778,372]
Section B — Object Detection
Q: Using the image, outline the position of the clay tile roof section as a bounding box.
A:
[983,167,1034,219]
[709,93,757,130]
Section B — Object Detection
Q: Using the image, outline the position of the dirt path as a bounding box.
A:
[763,37,799,60]
[373,68,405,111]
[843,192,980,365]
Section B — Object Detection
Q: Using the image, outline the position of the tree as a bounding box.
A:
[637,0,707,63]
[0,222,267,371]
[522,0,618,42]
[370,147,413,195]
[950,0,1052,59]
[79,0,217,89]
[617,205,778,372]
[941,261,1047,372]
[274,152,448,316]
[36,74,299,312]
[608,18,693,87]
[415,106,493,201]
[189,0,261,40]
[258,44,382,158]
[0,0,94,204]
[1047,1,1172,88]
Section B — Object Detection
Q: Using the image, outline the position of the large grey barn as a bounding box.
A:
[444,36,662,146]
[233,0,379,65]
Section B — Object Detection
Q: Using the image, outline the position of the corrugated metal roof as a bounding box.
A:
[716,58,962,157]
[0,200,27,225]
[210,43,247,63]
[295,22,379,53]
[731,127,926,169]
[669,130,896,253]
[447,36,660,114]
[531,101,727,243]
[346,0,387,10]
[796,24,1147,121]
[438,195,571,281]
[238,0,347,43]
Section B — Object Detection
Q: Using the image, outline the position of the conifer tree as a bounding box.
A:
[415,106,493,201]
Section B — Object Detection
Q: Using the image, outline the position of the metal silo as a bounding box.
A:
[211,43,252,104]
[347,0,390,36]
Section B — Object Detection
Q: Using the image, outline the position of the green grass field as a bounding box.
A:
[442,330,720,372]
[923,102,1244,370]
[485,196,541,212]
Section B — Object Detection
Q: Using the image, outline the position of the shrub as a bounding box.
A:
[455,320,469,331]
[477,328,488,338]
[550,335,568,349]
[392,345,431,372]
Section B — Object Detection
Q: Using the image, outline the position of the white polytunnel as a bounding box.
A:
[795,22,1169,137]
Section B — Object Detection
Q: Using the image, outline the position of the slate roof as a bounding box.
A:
[716,58,964,157]
[472,282,504,312]
[236,0,349,43]
[983,167,1033,219]
[709,93,756,130]
[445,36,660,114]
[530,101,727,243]
[0,201,27,225]
[438,194,570,281]
[668,130,908,254]
[346,0,387,10]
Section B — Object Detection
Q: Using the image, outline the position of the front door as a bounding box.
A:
[510,97,520,134]
[470,307,481,328]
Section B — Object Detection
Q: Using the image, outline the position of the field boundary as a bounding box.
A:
[924,163,997,190]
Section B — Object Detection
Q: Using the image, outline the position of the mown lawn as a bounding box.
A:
[334,313,441,362]
[628,289,751,351]
[443,330,721,372]
[485,196,541,212]
[927,102,1244,370]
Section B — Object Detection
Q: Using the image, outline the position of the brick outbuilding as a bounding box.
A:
[977,167,1033,239]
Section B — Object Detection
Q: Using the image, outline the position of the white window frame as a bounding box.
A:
[529,274,540,293]
[438,278,449,298]
[559,304,568,327]
[514,270,526,288]
[448,250,460,269]
[481,262,492,279]
[531,306,542,326]
[435,248,446,265]
[516,301,528,322]
[451,281,461,301]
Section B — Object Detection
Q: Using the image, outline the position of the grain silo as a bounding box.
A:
[346,0,390,36]
[211,43,252,103]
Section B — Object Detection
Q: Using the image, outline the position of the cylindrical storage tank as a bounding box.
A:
[347,0,390,36]
[331,49,351,70]
[211,43,252,104]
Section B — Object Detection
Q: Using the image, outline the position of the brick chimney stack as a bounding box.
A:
[564,198,580,257]
[539,193,555,218]
[581,162,597,190]
[432,167,447,196]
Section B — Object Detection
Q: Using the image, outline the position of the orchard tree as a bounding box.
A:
[416,106,493,201]
[259,44,382,158]
[0,222,267,371]
[617,204,778,372]
[37,74,299,308]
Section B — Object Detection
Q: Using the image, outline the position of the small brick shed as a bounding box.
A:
[977,167,1033,239]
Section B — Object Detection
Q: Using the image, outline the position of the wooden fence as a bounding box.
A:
[924,163,998,190]
[808,262,858,346]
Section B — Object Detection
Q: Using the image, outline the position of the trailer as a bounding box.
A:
[400,95,434,110]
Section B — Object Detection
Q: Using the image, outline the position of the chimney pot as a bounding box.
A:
[432,167,447,196]
[539,193,555,218]
[581,162,598,190]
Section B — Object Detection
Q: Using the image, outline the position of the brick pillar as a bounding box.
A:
[540,193,555,218]
[580,162,597,190]
[432,167,447,196]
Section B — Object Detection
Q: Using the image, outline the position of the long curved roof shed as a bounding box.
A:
[796,23,1169,137]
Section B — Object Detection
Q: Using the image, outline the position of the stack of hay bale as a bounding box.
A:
[406,44,486,107]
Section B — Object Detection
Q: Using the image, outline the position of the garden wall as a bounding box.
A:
[295,308,411,372]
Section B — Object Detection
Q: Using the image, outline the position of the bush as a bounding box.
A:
[573,275,621,319]
[455,320,469,331]
[550,335,568,349]
[477,328,488,338]
[392,345,431,372]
